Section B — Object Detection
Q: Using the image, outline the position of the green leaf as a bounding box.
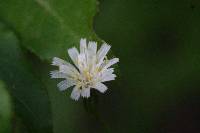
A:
[0,81,12,133]
[0,23,52,133]
[0,0,98,60]
[94,0,200,132]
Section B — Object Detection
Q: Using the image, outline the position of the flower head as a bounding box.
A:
[50,38,119,100]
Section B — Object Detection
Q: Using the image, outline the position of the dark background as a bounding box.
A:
[94,0,200,133]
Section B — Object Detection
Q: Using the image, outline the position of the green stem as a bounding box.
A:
[82,91,111,133]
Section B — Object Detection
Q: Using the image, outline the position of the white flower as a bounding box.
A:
[50,38,119,101]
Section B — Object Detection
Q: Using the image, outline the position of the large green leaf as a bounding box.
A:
[0,23,52,133]
[94,0,200,132]
[0,0,98,60]
[0,81,12,133]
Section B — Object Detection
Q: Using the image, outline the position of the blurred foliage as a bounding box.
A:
[0,0,98,60]
[0,81,12,133]
[0,0,200,133]
[0,23,52,133]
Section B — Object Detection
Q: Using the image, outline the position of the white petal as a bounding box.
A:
[80,38,87,54]
[97,43,111,58]
[50,70,67,79]
[106,58,119,68]
[70,86,81,101]
[81,88,90,98]
[87,41,97,69]
[65,62,79,74]
[77,53,87,70]
[100,68,114,77]
[101,58,119,72]
[105,68,114,74]
[100,67,117,82]
[102,74,116,82]
[52,57,67,66]
[68,47,79,66]
[93,82,108,93]
[97,43,111,66]
[59,64,79,76]
[57,79,75,91]
[88,41,97,55]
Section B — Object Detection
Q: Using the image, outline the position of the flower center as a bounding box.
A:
[75,69,94,89]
